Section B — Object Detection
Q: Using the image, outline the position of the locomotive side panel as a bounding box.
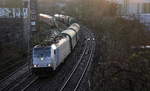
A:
[55,37,71,68]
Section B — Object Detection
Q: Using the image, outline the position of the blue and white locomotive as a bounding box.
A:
[32,14,80,71]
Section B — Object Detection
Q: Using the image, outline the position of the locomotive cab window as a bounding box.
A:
[33,48,51,57]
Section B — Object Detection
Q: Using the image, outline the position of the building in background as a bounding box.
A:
[107,0,150,30]
[107,0,150,15]
[0,0,31,65]
[0,0,23,7]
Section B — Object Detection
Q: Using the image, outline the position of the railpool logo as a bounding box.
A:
[0,8,28,18]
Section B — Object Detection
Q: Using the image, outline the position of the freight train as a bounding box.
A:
[32,14,80,72]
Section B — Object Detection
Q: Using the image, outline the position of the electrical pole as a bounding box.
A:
[23,0,31,69]
[30,0,38,32]
[29,0,38,69]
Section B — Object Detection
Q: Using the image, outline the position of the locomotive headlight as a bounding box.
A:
[48,64,51,67]
[40,57,44,61]
[33,64,37,67]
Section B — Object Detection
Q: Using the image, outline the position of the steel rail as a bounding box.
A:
[8,73,33,91]
[74,36,95,91]
[0,63,27,84]
[59,40,89,91]
[21,76,39,91]
[59,33,94,91]
[0,60,26,75]
[0,64,29,91]
[7,73,38,91]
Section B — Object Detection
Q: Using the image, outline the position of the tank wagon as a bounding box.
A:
[39,14,57,28]
[54,14,77,25]
[32,14,80,72]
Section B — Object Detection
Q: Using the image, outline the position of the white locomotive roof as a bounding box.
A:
[54,37,69,48]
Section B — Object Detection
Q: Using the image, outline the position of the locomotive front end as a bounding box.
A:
[32,47,53,69]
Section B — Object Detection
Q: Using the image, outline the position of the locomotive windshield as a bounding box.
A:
[33,47,51,58]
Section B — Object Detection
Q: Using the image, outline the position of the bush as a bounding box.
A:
[90,12,150,91]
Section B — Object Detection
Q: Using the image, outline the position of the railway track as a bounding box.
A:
[0,59,26,80]
[11,75,38,91]
[59,31,95,91]
[0,65,29,91]
[0,63,27,84]
[0,61,37,91]
[21,76,38,91]
[0,72,38,91]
